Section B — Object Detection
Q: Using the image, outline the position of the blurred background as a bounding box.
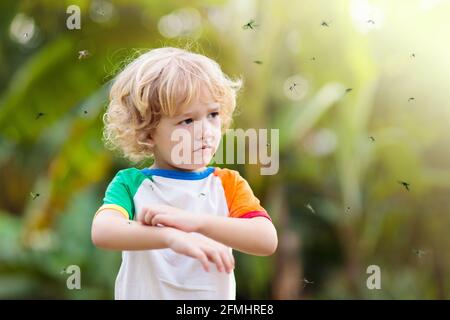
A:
[1,0,450,299]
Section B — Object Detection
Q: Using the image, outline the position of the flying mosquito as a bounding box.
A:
[398,181,410,191]
[78,50,90,60]
[412,249,427,258]
[30,192,40,200]
[242,19,259,30]
[289,82,299,91]
[302,278,314,288]
[305,203,315,214]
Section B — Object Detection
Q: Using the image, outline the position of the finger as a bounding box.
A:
[223,247,235,273]
[190,249,210,272]
[230,250,235,269]
[141,208,151,225]
[151,214,161,226]
[220,250,233,273]
[225,247,235,269]
[152,214,172,227]
[205,248,224,273]
[144,209,155,225]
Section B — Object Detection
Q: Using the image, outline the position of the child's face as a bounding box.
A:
[150,89,222,171]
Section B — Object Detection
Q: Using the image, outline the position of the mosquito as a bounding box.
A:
[305,203,315,214]
[398,181,410,191]
[35,112,45,120]
[30,192,40,200]
[242,19,258,30]
[78,50,90,60]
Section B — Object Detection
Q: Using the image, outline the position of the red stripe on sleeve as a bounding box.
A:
[238,211,272,222]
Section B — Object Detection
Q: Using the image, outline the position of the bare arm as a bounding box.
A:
[198,216,278,256]
[143,206,278,257]
[91,210,235,273]
[91,210,176,251]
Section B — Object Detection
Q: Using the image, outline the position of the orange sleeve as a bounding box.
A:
[214,168,272,221]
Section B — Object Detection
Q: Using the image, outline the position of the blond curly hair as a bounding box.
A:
[103,47,242,163]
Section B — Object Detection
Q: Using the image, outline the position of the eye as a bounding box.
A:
[208,111,220,119]
[178,118,193,125]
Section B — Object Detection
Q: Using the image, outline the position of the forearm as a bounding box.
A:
[198,216,278,256]
[91,212,178,251]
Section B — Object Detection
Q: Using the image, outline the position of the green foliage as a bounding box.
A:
[1,0,450,299]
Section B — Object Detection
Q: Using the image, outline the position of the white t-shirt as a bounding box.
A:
[95,166,271,300]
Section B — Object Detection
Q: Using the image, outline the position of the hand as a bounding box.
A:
[138,204,204,233]
[165,230,235,273]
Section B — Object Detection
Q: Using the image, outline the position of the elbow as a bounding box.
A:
[257,220,278,256]
[263,229,278,256]
[91,218,108,249]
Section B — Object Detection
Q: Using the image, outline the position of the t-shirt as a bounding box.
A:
[95,166,271,300]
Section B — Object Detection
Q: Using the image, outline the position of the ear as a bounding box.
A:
[139,131,155,149]
[147,133,155,149]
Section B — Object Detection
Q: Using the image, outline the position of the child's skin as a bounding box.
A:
[91,89,278,273]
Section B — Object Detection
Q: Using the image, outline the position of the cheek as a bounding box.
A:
[213,120,222,137]
[168,126,195,151]
[211,126,223,150]
[153,125,182,152]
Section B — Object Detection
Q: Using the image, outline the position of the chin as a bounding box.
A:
[167,149,215,171]
[176,157,214,171]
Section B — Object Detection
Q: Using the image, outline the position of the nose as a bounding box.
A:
[194,118,213,142]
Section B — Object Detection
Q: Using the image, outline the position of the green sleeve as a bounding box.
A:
[102,168,148,220]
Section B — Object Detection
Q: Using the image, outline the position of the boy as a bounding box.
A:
[91,47,277,300]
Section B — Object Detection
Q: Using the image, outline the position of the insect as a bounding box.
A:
[398,181,410,191]
[199,192,206,197]
[253,60,263,65]
[24,32,29,38]
[408,97,415,102]
[310,57,316,61]
[345,88,353,93]
[30,192,40,200]
[83,110,88,114]
[289,82,299,91]
[321,21,330,27]
[367,19,375,24]
[369,136,375,142]
[411,53,416,58]
[35,112,45,120]
[305,203,315,214]
[345,206,351,214]
[302,278,314,288]
[242,19,258,30]
[78,50,90,60]
[412,249,426,258]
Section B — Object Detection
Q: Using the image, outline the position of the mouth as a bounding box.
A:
[193,145,213,152]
